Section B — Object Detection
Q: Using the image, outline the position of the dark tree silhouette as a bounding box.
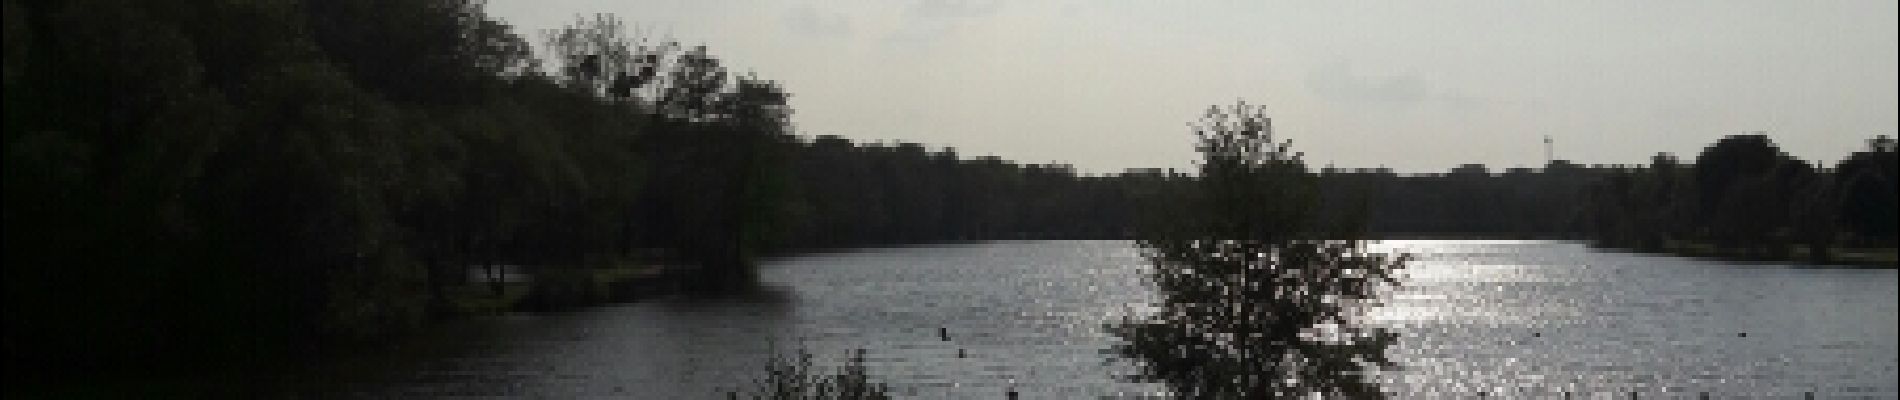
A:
[1690,134,1805,252]
[1836,135,1898,243]
[1574,134,1895,264]
[1109,101,1407,399]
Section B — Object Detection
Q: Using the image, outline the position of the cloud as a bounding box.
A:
[905,0,1003,20]
[783,5,852,37]
[1304,61,1429,109]
[883,0,1004,50]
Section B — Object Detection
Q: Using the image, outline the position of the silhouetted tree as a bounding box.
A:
[1691,134,1808,252]
[1836,135,1898,244]
[1642,152,1692,250]
[1572,134,1894,262]
[1109,101,1406,399]
[3,0,648,377]
[303,0,534,105]
[1789,173,1840,263]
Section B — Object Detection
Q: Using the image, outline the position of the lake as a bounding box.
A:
[308,240,1898,399]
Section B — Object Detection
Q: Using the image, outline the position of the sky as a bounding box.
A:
[486,0,1898,174]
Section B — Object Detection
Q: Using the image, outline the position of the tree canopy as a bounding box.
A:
[1110,101,1406,399]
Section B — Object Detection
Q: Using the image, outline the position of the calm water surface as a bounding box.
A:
[317,240,1897,399]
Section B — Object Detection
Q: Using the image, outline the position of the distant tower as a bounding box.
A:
[1543,135,1554,166]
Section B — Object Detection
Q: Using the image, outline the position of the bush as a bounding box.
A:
[726,347,893,400]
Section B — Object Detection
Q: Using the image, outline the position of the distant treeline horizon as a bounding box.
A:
[780,132,1895,245]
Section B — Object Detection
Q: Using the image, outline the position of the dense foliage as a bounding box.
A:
[1110,102,1406,399]
[0,0,1164,378]
[1577,135,1898,260]
[0,0,790,375]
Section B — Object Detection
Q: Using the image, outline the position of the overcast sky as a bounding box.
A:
[487,0,1897,173]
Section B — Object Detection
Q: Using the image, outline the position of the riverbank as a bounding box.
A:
[1601,240,1898,268]
[7,260,696,399]
[444,261,689,315]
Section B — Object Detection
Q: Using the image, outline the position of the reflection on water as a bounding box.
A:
[314,240,1898,399]
[1371,240,1898,398]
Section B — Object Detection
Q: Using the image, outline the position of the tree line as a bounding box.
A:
[0,0,798,376]
[1576,134,1898,261]
[0,0,1170,378]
